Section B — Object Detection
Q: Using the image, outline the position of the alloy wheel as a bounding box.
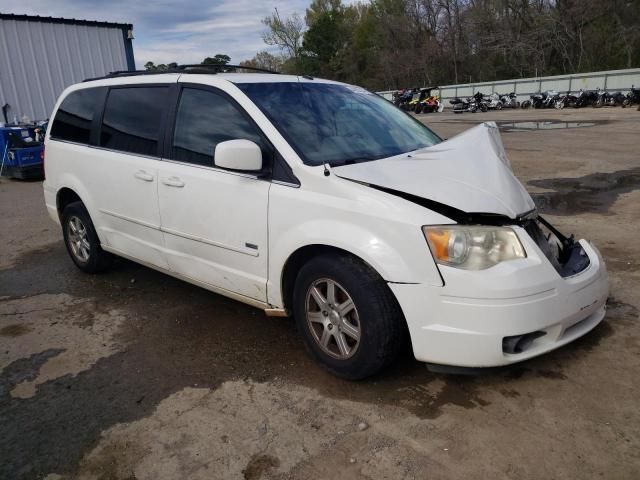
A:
[305,278,361,359]
[67,215,91,262]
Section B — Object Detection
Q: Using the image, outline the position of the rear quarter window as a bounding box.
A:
[50,88,101,144]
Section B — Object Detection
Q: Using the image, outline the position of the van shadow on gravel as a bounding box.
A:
[528,167,640,215]
[0,243,626,479]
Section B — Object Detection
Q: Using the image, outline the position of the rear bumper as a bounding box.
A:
[390,238,609,367]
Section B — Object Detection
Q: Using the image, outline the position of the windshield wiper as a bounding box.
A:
[329,155,388,167]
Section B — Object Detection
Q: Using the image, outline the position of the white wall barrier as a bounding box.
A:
[377,68,640,104]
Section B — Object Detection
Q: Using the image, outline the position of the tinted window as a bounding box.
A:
[100,87,167,156]
[51,88,100,144]
[171,88,264,166]
[238,83,441,166]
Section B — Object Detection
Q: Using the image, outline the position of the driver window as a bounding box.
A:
[171,88,264,166]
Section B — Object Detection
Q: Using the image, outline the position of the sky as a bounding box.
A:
[1,0,321,68]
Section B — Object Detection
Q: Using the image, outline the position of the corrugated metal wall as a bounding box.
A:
[377,68,640,103]
[0,17,130,122]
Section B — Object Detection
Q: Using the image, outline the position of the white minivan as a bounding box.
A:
[43,68,609,379]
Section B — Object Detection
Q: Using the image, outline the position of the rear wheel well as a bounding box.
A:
[56,188,82,218]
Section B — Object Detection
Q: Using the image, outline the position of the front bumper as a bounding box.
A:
[390,231,609,368]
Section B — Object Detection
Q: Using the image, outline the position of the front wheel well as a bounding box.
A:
[282,245,413,370]
[280,245,385,314]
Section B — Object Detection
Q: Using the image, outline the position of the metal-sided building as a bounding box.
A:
[0,13,135,123]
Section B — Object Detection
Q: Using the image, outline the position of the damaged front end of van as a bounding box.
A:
[334,122,609,369]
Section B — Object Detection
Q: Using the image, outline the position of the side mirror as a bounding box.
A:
[214,139,262,172]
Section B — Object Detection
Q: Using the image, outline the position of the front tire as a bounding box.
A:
[293,254,405,380]
[61,202,111,273]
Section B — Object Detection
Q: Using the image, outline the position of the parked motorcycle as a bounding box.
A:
[554,91,577,109]
[622,85,640,108]
[499,92,519,108]
[451,92,487,113]
[521,92,543,109]
[413,87,439,113]
[594,89,626,107]
[417,94,442,113]
[394,89,415,111]
[474,92,490,112]
[574,89,599,108]
[484,93,503,110]
[543,90,560,108]
[522,90,559,109]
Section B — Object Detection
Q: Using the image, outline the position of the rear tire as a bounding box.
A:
[293,254,405,380]
[61,201,111,273]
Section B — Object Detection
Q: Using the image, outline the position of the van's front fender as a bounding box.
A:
[266,184,446,308]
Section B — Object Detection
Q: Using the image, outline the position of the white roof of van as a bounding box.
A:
[79,72,341,87]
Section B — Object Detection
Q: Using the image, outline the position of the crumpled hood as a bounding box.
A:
[333,122,536,219]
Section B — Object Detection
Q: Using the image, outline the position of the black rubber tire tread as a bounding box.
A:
[61,201,111,273]
[293,253,405,380]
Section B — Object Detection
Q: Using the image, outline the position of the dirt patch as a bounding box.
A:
[0,242,573,479]
[536,369,568,380]
[528,167,640,215]
[0,324,31,337]
[243,454,280,480]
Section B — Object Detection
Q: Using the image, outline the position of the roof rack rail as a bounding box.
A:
[177,64,279,74]
[83,64,280,82]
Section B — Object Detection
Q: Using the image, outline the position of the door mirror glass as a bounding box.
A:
[214,139,263,172]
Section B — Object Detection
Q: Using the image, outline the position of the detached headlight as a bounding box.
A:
[423,225,526,270]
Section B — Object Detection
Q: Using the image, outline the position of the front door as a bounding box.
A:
[157,86,270,301]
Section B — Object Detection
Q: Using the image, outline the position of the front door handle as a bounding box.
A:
[162,176,185,188]
[134,170,154,182]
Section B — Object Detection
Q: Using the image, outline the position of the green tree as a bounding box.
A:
[255,0,640,91]
[302,3,345,76]
[262,9,305,65]
[202,54,231,65]
[144,61,178,72]
[239,51,284,72]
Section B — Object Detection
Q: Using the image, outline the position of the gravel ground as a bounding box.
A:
[1,107,639,480]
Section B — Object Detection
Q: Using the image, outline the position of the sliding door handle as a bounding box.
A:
[134,170,154,182]
[162,176,185,188]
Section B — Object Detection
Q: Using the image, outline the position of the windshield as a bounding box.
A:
[237,82,441,166]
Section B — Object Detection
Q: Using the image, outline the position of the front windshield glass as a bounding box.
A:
[237,82,441,166]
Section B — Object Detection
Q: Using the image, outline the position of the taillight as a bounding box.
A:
[41,144,45,179]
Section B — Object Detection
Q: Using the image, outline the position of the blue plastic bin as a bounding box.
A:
[0,126,44,179]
